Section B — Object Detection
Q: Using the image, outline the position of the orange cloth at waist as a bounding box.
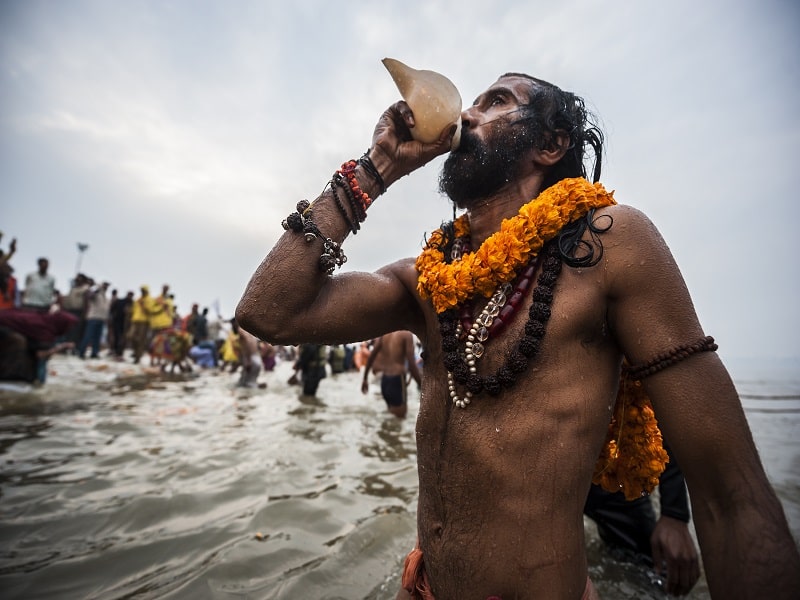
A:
[401,546,599,599]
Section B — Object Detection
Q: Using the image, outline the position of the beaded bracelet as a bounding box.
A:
[280,155,381,273]
[333,172,367,225]
[281,199,347,275]
[337,160,373,214]
[330,181,359,235]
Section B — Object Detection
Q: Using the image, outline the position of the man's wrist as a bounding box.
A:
[357,150,386,197]
[363,145,396,193]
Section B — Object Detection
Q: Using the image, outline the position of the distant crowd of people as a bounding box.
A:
[0,235,384,392]
[0,234,278,386]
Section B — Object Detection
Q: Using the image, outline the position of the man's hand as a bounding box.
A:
[369,101,456,188]
[361,379,369,395]
[650,515,700,596]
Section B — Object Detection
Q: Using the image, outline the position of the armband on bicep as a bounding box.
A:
[625,335,718,380]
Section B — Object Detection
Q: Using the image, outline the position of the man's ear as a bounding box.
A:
[533,130,569,166]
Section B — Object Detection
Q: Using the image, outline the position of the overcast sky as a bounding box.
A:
[1,0,798,362]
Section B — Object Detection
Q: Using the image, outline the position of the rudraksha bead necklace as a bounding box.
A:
[440,240,562,408]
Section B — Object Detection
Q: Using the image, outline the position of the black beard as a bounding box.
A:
[438,118,534,209]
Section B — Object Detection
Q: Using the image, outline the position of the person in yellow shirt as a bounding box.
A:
[128,285,154,364]
[219,319,241,372]
[148,284,173,332]
[147,285,175,367]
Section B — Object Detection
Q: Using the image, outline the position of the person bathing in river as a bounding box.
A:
[236,71,800,599]
[361,330,422,419]
[237,326,263,388]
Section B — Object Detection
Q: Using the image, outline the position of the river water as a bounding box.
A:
[0,354,797,599]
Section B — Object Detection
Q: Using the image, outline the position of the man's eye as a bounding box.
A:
[490,95,506,106]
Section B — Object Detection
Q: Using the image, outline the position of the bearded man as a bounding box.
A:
[236,73,800,599]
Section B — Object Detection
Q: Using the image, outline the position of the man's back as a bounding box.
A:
[378,330,414,377]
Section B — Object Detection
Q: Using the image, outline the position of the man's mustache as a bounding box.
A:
[453,108,533,153]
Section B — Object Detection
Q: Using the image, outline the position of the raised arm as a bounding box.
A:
[235,102,455,346]
[0,237,16,266]
[604,204,800,598]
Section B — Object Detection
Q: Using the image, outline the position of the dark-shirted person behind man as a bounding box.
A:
[584,441,700,596]
[289,343,327,397]
[236,70,800,599]
[361,330,422,419]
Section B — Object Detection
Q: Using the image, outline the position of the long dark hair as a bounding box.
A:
[507,74,609,266]
[503,73,604,189]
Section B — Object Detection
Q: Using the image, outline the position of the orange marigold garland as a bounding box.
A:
[593,370,669,499]
[416,177,616,313]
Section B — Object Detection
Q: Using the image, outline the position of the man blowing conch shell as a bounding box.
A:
[236,68,800,599]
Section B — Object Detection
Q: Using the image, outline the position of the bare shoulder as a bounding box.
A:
[597,203,705,363]
[594,203,678,281]
[598,203,665,246]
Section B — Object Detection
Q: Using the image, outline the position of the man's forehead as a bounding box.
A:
[481,75,539,101]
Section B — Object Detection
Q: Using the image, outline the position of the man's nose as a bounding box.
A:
[460,105,479,130]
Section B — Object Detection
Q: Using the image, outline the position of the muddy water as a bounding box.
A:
[0,355,797,599]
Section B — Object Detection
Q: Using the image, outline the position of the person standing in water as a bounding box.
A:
[361,330,422,419]
[290,343,328,397]
[237,71,800,598]
[236,326,262,388]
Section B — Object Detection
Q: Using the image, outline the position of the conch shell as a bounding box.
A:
[382,57,462,150]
